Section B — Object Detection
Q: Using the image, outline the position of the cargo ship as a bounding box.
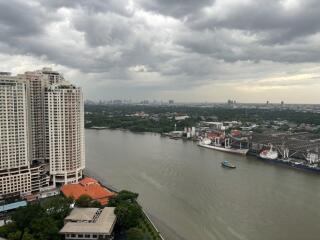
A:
[257,146,320,172]
[259,145,278,160]
[198,138,249,155]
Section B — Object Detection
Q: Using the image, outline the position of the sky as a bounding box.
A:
[0,0,320,103]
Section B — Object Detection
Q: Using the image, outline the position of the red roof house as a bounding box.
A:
[61,177,116,205]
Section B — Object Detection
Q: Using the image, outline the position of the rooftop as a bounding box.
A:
[61,177,116,205]
[0,201,27,213]
[65,207,99,222]
[60,207,116,235]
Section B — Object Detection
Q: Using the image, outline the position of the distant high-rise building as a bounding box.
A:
[169,100,174,104]
[112,99,122,105]
[227,99,236,105]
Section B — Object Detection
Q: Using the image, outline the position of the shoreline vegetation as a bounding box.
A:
[86,116,190,133]
[84,105,320,134]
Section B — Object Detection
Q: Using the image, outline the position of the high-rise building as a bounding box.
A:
[0,68,85,199]
[0,72,31,198]
[46,82,85,186]
[25,68,65,163]
[25,71,47,162]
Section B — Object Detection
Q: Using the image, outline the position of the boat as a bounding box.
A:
[221,160,236,169]
[170,135,181,140]
[257,150,320,173]
[259,145,278,160]
[198,138,249,155]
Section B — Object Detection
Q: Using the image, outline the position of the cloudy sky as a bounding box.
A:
[1,0,320,103]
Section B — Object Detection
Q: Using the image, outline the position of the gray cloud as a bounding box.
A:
[189,0,320,45]
[0,0,54,37]
[42,0,132,16]
[137,0,214,18]
[0,0,320,102]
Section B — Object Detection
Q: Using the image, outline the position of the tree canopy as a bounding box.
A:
[0,196,72,240]
[126,227,144,240]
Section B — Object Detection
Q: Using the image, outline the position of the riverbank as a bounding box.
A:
[85,173,165,240]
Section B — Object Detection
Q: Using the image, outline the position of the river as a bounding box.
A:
[85,129,320,240]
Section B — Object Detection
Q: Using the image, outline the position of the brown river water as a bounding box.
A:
[85,129,320,240]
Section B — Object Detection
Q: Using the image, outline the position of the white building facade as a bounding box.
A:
[0,73,32,197]
[0,68,85,199]
[46,82,85,186]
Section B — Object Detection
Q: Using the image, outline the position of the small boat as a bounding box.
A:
[221,160,236,169]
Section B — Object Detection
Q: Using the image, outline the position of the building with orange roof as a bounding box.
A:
[61,177,116,205]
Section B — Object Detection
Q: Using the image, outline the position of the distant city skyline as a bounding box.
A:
[1,1,320,103]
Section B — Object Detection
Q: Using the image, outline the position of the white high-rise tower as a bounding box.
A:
[0,73,31,197]
[0,68,85,199]
[46,82,85,185]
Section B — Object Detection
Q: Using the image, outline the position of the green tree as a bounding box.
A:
[115,203,143,229]
[41,196,73,226]
[108,190,138,207]
[31,217,60,240]
[21,230,35,240]
[90,200,102,208]
[7,230,22,240]
[75,194,92,207]
[126,227,144,240]
[0,222,17,238]
[11,204,45,239]
[1,196,73,240]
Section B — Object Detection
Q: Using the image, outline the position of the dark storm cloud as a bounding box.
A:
[72,12,132,47]
[177,29,320,63]
[137,0,214,18]
[0,0,53,37]
[188,0,320,44]
[1,0,320,100]
[42,0,131,16]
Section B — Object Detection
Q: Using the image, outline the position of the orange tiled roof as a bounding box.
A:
[79,177,98,186]
[61,177,115,205]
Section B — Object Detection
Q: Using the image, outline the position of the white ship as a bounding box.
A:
[198,138,249,155]
[259,145,278,160]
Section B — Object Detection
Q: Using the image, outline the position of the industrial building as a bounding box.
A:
[249,132,320,163]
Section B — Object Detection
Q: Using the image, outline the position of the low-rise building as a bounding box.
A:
[59,207,116,240]
[175,115,189,121]
[61,177,115,205]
